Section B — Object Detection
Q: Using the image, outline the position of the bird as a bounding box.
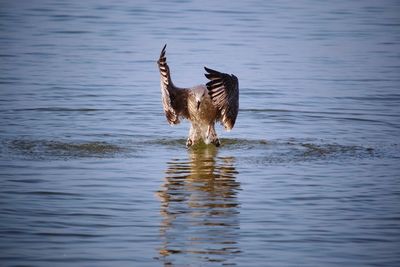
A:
[157,44,239,147]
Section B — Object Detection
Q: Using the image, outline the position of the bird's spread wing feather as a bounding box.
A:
[157,44,189,125]
[204,67,239,130]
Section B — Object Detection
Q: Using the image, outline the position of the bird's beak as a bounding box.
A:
[196,101,201,110]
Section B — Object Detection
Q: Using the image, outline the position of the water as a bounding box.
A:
[1,0,399,266]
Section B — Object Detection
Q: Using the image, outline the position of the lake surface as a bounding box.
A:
[1,0,400,266]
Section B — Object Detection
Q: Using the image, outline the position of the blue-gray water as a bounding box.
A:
[1,1,400,266]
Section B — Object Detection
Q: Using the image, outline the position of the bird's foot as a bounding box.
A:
[212,138,220,147]
[186,138,193,148]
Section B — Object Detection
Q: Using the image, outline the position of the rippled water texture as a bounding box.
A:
[1,0,400,266]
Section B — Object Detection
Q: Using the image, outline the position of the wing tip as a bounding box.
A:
[159,44,167,59]
[223,120,235,131]
[204,66,222,81]
[231,73,238,83]
[204,66,219,74]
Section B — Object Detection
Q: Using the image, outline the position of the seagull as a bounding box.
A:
[157,44,239,147]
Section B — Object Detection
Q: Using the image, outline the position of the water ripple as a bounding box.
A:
[5,139,124,160]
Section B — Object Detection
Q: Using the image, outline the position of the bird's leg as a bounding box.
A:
[186,138,193,148]
[205,125,211,144]
[207,124,220,147]
[213,138,220,147]
[186,124,195,147]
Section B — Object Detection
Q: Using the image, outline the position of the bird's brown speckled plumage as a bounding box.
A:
[157,44,239,147]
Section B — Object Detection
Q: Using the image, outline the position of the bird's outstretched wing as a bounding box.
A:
[204,67,239,130]
[157,44,189,125]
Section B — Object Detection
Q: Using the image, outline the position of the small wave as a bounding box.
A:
[52,30,91,34]
[148,138,187,147]
[6,139,123,160]
[3,137,380,163]
[151,137,376,163]
[11,107,112,112]
[149,138,268,148]
[242,140,376,165]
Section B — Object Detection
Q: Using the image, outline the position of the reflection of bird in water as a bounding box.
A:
[156,146,241,266]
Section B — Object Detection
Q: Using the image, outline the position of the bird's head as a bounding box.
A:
[193,87,206,110]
